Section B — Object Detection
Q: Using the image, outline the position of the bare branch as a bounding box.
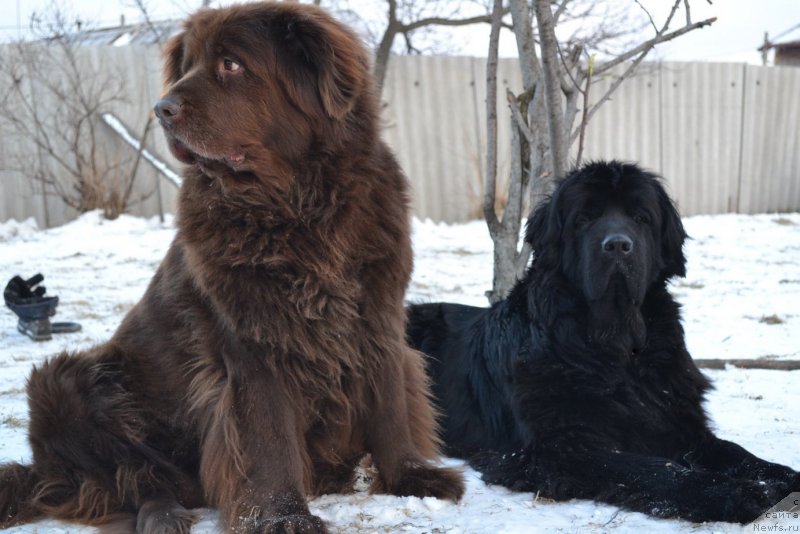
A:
[569,45,650,145]
[508,0,540,89]
[402,30,421,54]
[483,0,503,236]
[575,54,594,166]
[569,12,714,146]
[367,0,501,96]
[592,15,716,78]
[506,89,534,144]
[402,13,499,33]
[552,0,569,25]
[503,109,526,230]
[130,0,169,45]
[557,43,583,97]
[634,0,658,33]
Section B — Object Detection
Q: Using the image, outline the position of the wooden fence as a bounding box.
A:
[1,46,798,227]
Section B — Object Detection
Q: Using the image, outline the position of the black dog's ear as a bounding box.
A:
[525,200,551,251]
[277,8,369,119]
[525,186,562,266]
[162,31,185,87]
[656,183,687,279]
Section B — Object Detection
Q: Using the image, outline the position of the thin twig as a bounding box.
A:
[575,54,594,166]
[552,0,569,25]
[570,14,716,146]
[592,1,697,78]
[634,0,658,33]
[131,0,168,45]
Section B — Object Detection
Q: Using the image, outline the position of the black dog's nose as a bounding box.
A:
[602,233,633,255]
[154,96,184,124]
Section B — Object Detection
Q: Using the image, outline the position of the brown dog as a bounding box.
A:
[0,2,464,532]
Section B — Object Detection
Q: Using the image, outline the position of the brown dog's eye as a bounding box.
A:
[222,58,242,73]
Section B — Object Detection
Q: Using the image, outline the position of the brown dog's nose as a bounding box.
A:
[154,95,184,125]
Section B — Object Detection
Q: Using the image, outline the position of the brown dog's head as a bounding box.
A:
[154,2,372,175]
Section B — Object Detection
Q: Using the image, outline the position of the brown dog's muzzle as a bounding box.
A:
[154,94,186,128]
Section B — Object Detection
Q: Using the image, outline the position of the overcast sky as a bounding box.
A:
[0,0,798,64]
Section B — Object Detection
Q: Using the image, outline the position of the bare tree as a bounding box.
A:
[127,0,173,45]
[0,7,151,220]
[374,0,504,94]
[325,0,501,95]
[482,0,715,303]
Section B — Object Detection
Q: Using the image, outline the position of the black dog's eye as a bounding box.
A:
[634,213,650,225]
[574,213,591,228]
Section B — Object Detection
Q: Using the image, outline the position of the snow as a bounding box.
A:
[0,218,38,242]
[112,32,134,47]
[1,210,799,533]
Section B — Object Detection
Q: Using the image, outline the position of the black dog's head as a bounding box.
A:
[526,161,687,307]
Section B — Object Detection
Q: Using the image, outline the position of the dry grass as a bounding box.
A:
[2,415,26,428]
[759,314,784,325]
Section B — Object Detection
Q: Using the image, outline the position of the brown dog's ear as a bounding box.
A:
[279,9,369,119]
[162,32,185,86]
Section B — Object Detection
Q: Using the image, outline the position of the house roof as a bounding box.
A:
[760,39,800,52]
[759,25,800,52]
[55,20,181,46]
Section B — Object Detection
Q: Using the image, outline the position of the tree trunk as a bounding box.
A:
[372,0,399,96]
[508,0,549,204]
[373,26,397,96]
[533,0,567,181]
[482,0,545,303]
[484,0,533,304]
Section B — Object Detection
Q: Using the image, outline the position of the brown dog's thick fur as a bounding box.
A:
[0,3,463,532]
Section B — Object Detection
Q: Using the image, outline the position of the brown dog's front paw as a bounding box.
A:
[372,464,465,502]
[260,514,328,534]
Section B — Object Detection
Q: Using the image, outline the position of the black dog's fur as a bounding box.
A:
[407,161,800,523]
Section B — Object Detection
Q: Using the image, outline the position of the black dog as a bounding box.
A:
[407,160,799,523]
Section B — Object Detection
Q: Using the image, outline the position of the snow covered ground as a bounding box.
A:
[0,211,798,533]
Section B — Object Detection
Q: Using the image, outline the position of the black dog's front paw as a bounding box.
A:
[750,472,800,517]
[725,480,782,524]
[766,470,800,496]
[789,472,800,493]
